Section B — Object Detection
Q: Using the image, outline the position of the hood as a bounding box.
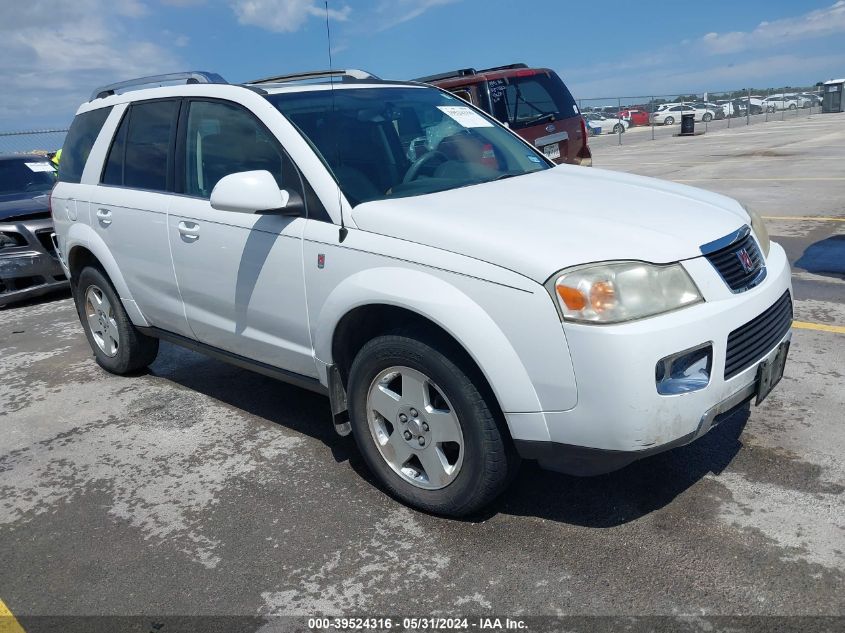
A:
[0,192,50,222]
[351,166,748,283]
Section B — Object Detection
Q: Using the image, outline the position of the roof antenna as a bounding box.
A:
[325,0,347,243]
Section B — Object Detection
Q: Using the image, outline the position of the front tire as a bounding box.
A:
[702,113,713,122]
[75,266,159,374]
[613,123,625,134]
[663,116,674,125]
[347,331,517,516]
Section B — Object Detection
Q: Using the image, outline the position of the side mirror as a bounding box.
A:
[209,170,302,216]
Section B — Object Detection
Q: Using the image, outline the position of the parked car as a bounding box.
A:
[693,102,725,120]
[0,154,67,306]
[717,100,746,117]
[761,94,799,111]
[618,108,650,126]
[799,93,822,107]
[53,69,792,516]
[584,112,628,134]
[416,64,592,166]
[654,103,718,125]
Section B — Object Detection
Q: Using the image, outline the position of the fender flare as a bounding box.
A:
[312,267,544,415]
[65,224,149,327]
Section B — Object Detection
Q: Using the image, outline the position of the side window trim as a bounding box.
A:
[99,106,130,186]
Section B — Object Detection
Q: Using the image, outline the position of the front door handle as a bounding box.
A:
[178,221,200,241]
[96,208,112,226]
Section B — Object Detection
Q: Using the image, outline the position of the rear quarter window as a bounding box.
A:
[59,106,113,183]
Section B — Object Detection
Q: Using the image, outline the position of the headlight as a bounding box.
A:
[745,205,770,257]
[548,261,703,324]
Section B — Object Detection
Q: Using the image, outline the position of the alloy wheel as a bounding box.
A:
[84,285,119,357]
[366,366,464,490]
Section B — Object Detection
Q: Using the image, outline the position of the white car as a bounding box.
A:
[584,113,628,134]
[652,103,717,125]
[52,70,792,516]
[761,94,799,111]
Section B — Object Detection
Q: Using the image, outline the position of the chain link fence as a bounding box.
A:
[0,129,68,155]
[577,86,827,148]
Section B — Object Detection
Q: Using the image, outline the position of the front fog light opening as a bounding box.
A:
[656,343,713,395]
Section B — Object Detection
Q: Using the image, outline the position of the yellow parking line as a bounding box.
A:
[763,216,845,222]
[793,321,845,334]
[0,598,25,633]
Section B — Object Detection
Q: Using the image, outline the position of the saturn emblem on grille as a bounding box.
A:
[736,248,754,273]
[545,123,556,132]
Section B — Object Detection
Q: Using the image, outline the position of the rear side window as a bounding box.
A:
[123,100,178,191]
[59,107,112,183]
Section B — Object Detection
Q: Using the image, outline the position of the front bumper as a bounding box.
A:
[509,241,793,475]
[0,217,68,307]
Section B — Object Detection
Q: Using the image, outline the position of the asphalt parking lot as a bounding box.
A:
[1,113,844,631]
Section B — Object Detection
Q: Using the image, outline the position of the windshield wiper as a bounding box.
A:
[519,112,557,125]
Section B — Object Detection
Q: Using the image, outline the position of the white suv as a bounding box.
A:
[52,70,793,516]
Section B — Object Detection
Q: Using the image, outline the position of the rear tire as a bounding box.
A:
[75,266,159,374]
[347,331,518,517]
[613,124,624,134]
[703,113,713,122]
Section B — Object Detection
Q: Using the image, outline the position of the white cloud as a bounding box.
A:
[695,1,845,55]
[374,0,460,31]
[0,0,178,128]
[561,2,845,99]
[230,0,350,33]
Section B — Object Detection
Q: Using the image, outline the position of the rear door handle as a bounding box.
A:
[178,221,200,241]
[96,208,112,226]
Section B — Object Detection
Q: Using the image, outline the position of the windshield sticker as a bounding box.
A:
[526,155,542,163]
[25,162,56,173]
[437,106,494,128]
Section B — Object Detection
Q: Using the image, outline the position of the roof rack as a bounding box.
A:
[90,71,228,101]
[413,63,529,84]
[246,69,379,85]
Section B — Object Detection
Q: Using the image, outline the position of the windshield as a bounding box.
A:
[487,71,580,129]
[266,86,549,206]
[0,159,56,195]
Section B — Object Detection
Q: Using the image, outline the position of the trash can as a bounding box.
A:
[680,113,695,135]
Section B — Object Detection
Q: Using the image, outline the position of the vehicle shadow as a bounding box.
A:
[147,342,357,464]
[487,406,750,527]
[794,235,845,280]
[149,341,750,528]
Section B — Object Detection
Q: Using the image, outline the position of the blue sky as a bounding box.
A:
[1,0,844,129]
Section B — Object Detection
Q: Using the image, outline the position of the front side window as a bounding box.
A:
[182,100,299,199]
[266,86,549,207]
[59,106,112,184]
[123,100,178,191]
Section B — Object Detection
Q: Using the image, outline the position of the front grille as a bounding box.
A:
[35,230,56,256]
[704,228,765,292]
[725,291,792,379]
